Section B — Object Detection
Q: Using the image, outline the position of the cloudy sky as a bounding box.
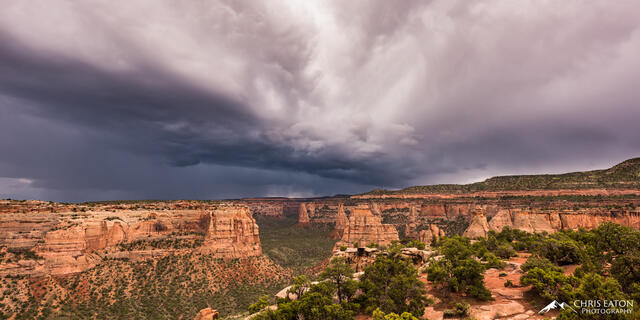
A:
[1,1,640,202]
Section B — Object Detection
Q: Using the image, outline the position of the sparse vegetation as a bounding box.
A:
[257,216,336,274]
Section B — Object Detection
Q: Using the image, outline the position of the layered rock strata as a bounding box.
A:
[419,224,445,245]
[296,203,310,227]
[331,203,349,239]
[465,208,640,237]
[202,206,262,258]
[336,207,399,248]
[0,205,262,276]
[463,209,491,238]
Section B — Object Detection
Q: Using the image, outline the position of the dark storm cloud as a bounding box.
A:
[1,0,640,201]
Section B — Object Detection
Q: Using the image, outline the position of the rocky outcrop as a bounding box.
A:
[370,202,382,215]
[194,308,219,320]
[490,209,563,233]
[336,207,399,248]
[0,204,263,276]
[297,203,310,227]
[405,206,419,238]
[421,204,447,217]
[331,203,348,239]
[202,206,262,259]
[419,224,445,245]
[463,209,491,238]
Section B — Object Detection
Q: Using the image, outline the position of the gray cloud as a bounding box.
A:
[1,0,640,201]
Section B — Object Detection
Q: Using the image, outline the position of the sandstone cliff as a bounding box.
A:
[463,209,491,238]
[405,206,419,239]
[419,224,445,245]
[336,207,399,248]
[296,203,310,227]
[0,205,263,276]
[331,203,348,239]
[202,206,262,259]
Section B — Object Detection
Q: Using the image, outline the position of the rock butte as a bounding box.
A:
[336,207,399,248]
[202,206,262,258]
[331,203,349,239]
[463,208,492,238]
[419,224,445,245]
[296,203,311,227]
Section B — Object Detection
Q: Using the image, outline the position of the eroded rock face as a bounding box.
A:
[405,206,419,238]
[297,203,310,227]
[463,209,491,238]
[420,204,446,217]
[370,202,382,215]
[1,204,263,276]
[331,203,348,239]
[337,207,399,247]
[203,206,262,259]
[419,224,445,245]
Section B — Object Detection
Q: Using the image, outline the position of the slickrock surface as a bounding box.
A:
[336,207,399,247]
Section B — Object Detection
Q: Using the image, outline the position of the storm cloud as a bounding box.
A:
[1,1,640,201]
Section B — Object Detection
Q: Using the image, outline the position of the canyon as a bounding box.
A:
[3,189,640,278]
[1,158,640,319]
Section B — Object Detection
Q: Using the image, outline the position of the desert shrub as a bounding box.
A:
[427,236,492,300]
[320,258,358,303]
[372,308,420,320]
[443,302,469,318]
[359,255,427,316]
[248,295,271,313]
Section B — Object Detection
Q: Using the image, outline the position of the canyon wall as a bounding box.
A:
[463,208,640,237]
[0,204,262,276]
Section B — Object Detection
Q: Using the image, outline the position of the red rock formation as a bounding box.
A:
[337,207,399,248]
[194,308,219,320]
[405,206,419,238]
[421,204,446,217]
[331,203,348,239]
[202,206,262,259]
[296,203,310,227]
[463,208,491,238]
[419,224,445,245]
[490,209,563,233]
[370,202,382,215]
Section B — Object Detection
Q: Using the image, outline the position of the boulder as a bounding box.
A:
[193,308,219,320]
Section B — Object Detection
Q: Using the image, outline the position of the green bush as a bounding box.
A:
[359,255,427,316]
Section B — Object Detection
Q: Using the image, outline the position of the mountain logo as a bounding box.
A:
[539,300,577,314]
